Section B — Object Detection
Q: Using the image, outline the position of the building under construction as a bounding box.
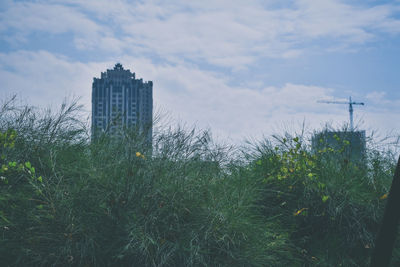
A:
[312,130,366,162]
[313,96,366,162]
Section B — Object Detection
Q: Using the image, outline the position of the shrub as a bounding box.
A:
[0,98,295,266]
[249,132,397,266]
[1,96,398,266]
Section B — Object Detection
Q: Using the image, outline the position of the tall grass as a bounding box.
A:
[248,131,398,266]
[0,98,399,266]
[0,99,294,266]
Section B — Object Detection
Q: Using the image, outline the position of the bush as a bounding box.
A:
[248,132,397,266]
[0,99,295,266]
[1,97,398,266]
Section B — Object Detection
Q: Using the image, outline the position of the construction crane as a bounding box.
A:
[317,96,364,131]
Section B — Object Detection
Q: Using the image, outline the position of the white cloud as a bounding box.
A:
[0,2,100,35]
[95,56,371,142]
[1,1,400,144]
[0,50,109,112]
[2,0,400,69]
[366,91,386,101]
[0,1,122,52]
[0,50,399,144]
[292,0,397,41]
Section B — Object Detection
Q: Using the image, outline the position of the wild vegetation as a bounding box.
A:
[0,98,399,266]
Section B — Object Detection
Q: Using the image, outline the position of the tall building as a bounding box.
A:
[91,63,153,140]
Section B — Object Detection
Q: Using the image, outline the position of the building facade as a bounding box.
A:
[91,63,153,140]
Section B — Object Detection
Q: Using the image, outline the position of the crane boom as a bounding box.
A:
[317,96,364,131]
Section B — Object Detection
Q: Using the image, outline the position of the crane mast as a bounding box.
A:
[317,96,364,131]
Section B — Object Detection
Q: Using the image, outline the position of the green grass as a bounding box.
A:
[0,98,398,266]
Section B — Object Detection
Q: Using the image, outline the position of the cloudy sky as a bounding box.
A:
[1,0,400,143]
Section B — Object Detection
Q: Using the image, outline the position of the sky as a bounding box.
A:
[1,0,400,144]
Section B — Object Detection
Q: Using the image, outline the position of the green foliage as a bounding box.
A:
[0,97,398,266]
[0,98,295,266]
[250,133,397,266]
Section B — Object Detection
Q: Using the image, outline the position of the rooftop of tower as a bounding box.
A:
[114,63,123,70]
[94,63,153,85]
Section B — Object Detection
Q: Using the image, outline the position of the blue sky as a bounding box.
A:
[1,0,400,143]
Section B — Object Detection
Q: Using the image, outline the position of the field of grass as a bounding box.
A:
[0,99,399,266]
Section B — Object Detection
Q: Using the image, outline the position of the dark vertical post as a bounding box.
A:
[371,156,400,267]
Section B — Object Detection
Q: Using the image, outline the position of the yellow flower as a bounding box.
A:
[136,152,145,159]
[293,208,308,216]
[380,193,388,200]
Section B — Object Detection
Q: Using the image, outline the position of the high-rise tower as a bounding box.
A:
[91,63,153,140]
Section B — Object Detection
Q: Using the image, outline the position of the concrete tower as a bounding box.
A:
[91,63,152,141]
